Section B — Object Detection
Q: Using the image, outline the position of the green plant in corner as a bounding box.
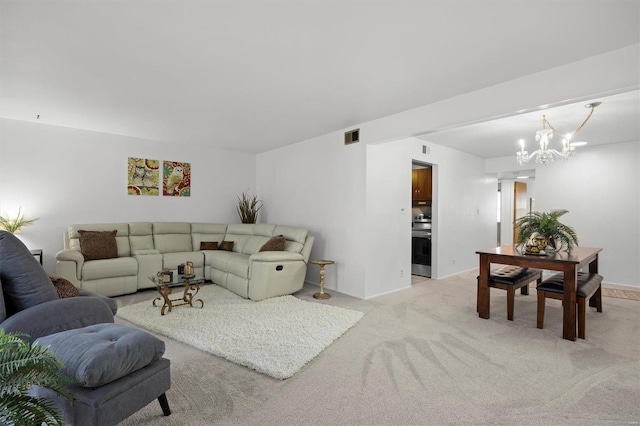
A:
[0,207,38,234]
[236,192,263,224]
[514,209,579,253]
[0,330,78,425]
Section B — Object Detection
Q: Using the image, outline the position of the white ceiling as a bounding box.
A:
[1,0,639,154]
[420,90,640,159]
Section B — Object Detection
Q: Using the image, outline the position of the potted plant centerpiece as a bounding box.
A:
[514,209,579,254]
[236,192,263,224]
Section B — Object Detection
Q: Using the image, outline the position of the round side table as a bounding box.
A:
[311,259,335,300]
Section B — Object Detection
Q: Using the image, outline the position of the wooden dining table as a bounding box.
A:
[476,245,602,341]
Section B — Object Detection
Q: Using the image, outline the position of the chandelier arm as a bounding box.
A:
[543,105,597,137]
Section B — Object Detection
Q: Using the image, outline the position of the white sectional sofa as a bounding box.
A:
[56,222,314,301]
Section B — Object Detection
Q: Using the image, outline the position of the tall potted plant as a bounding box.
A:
[0,207,38,234]
[514,209,579,253]
[236,192,263,224]
[0,330,77,425]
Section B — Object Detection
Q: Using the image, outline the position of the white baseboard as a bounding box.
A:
[364,285,412,300]
[602,282,640,292]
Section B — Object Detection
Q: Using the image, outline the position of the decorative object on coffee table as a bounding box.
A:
[311,259,335,300]
[151,274,204,315]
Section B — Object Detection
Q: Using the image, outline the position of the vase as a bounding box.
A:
[533,236,548,252]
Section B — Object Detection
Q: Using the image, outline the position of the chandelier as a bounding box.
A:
[516,102,601,166]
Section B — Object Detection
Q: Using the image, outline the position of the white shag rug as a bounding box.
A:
[117,284,363,379]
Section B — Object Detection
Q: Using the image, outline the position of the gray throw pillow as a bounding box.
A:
[35,323,165,387]
[0,231,58,316]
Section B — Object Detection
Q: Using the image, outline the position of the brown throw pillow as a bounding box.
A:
[48,274,80,299]
[219,241,234,251]
[200,241,218,250]
[78,230,118,261]
[260,235,285,252]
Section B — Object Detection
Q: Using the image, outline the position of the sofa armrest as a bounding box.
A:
[249,252,304,263]
[1,297,114,343]
[77,288,118,315]
[56,249,84,280]
[300,235,314,264]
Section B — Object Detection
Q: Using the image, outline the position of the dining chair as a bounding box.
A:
[536,272,603,339]
[477,266,543,320]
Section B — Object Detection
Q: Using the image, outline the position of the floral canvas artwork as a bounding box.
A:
[163,161,191,197]
[128,157,159,196]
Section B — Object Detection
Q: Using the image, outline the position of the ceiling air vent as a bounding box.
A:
[345,128,360,145]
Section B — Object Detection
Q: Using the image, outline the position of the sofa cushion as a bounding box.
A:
[153,222,192,253]
[48,274,80,298]
[0,231,58,316]
[191,223,227,252]
[209,251,250,278]
[274,225,308,254]
[162,252,204,270]
[260,235,285,252]
[78,230,118,261]
[81,257,138,281]
[225,224,276,254]
[129,222,155,252]
[35,323,165,387]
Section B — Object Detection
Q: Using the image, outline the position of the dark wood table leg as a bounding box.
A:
[562,265,577,341]
[588,256,599,307]
[478,255,490,319]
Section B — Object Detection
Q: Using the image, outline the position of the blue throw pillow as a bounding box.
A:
[0,231,58,316]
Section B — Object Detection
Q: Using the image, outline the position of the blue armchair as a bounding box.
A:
[0,230,115,341]
[0,231,171,425]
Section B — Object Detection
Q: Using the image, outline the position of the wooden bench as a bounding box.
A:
[477,266,543,320]
[536,272,603,339]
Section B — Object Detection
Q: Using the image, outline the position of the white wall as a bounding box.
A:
[366,137,496,295]
[257,133,496,299]
[256,131,368,298]
[487,141,640,288]
[0,119,256,271]
[534,141,639,288]
[365,141,413,297]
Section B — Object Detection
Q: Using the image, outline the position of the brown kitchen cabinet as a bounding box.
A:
[412,167,432,205]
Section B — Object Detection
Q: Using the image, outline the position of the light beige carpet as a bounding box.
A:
[117,284,363,379]
[116,271,640,425]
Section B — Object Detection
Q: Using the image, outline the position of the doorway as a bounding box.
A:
[411,161,433,278]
